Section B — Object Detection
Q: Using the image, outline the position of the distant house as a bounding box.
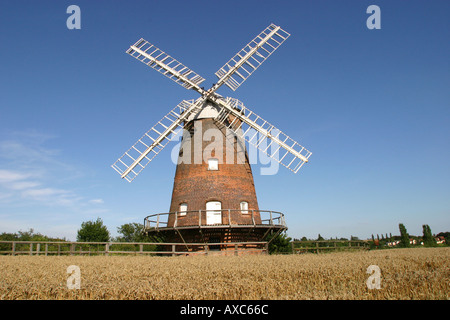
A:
[435,236,446,244]
[385,236,445,247]
[387,240,400,247]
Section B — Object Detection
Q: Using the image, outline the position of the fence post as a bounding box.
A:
[29,243,33,256]
[291,242,294,254]
[316,242,319,254]
[36,243,40,256]
[105,243,109,256]
[234,244,238,256]
[139,244,143,255]
[172,244,176,257]
[45,244,48,256]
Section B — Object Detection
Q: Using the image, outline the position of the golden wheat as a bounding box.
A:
[0,247,448,300]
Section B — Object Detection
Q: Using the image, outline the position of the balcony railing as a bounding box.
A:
[144,209,286,231]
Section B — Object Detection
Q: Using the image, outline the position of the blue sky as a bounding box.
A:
[0,0,449,241]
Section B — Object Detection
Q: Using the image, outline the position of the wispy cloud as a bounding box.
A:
[0,170,34,183]
[88,198,104,205]
[9,181,41,190]
[0,169,80,207]
[0,130,103,209]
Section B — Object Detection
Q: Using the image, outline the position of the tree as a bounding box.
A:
[399,223,410,248]
[267,232,292,254]
[422,224,436,247]
[77,218,110,242]
[116,223,146,242]
[317,234,324,241]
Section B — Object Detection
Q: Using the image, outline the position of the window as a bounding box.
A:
[240,201,248,214]
[206,201,222,225]
[179,203,187,216]
[208,158,219,170]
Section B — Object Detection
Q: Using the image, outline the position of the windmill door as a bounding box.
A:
[206,201,222,225]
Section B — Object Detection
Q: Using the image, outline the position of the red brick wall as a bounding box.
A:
[168,117,261,227]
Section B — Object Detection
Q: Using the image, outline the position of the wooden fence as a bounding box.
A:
[0,240,370,256]
[291,240,370,254]
[0,240,268,256]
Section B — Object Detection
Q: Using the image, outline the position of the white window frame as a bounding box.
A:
[179,203,188,216]
[208,158,219,171]
[206,201,222,225]
[240,201,248,214]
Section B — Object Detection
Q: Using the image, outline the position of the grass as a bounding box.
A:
[0,247,448,300]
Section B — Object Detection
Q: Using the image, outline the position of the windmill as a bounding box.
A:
[112,23,312,254]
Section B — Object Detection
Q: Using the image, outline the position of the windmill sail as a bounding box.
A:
[127,39,206,94]
[112,98,204,182]
[215,97,311,173]
[214,24,290,92]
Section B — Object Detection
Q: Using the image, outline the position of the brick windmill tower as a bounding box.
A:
[112,24,312,253]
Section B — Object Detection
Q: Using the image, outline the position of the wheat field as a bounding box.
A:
[0,247,448,300]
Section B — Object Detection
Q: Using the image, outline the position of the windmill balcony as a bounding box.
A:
[143,209,286,233]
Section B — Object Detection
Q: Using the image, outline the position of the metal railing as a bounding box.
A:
[143,209,286,230]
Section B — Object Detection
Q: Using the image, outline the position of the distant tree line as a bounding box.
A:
[292,223,448,249]
[0,218,161,244]
[293,234,361,242]
[370,223,448,248]
[0,228,67,242]
[0,229,68,253]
